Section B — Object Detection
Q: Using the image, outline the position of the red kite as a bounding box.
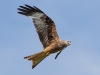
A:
[18,4,71,69]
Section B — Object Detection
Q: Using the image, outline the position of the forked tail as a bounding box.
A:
[24,51,47,69]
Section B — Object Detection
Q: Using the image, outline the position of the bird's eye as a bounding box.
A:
[68,41,71,45]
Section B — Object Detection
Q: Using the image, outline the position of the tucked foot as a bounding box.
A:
[46,52,50,56]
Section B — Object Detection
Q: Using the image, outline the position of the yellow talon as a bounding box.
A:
[46,52,50,56]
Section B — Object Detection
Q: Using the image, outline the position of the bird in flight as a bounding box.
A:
[17,4,71,69]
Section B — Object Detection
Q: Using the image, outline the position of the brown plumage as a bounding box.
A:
[18,4,71,69]
[18,4,59,48]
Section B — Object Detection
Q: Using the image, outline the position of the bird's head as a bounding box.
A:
[63,40,71,46]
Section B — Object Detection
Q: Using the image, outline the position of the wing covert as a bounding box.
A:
[18,4,60,48]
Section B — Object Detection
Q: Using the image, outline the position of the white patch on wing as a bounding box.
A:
[28,12,44,19]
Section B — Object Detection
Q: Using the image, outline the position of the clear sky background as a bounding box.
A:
[0,0,100,75]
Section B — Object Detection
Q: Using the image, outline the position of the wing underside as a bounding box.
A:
[18,4,59,48]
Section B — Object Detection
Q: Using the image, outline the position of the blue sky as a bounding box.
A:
[0,0,100,75]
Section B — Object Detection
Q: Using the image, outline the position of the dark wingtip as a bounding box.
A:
[24,56,27,59]
[17,12,27,16]
[25,4,33,8]
[17,4,45,16]
[32,66,35,69]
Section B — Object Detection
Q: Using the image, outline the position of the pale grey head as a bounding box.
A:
[63,40,71,46]
[55,40,71,59]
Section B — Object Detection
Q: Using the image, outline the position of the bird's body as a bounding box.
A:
[17,4,71,69]
[44,40,68,53]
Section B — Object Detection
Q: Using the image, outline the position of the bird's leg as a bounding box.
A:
[55,50,62,59]
[46,52,50,56]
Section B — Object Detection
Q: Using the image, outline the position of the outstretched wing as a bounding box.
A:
[18,4,59,48]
